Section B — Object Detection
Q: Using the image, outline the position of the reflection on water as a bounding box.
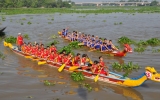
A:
[100,83,143,100]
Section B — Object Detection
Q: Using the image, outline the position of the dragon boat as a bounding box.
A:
[58,31,133,57]
[3,41,160,87]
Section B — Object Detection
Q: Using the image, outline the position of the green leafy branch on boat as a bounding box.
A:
[4,36,16,43]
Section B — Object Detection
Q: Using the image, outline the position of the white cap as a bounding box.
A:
[79,32,81,34]
[18,33,21,35]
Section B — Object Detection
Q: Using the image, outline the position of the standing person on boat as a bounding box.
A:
[16,33,24,51]
[72,53,81,66]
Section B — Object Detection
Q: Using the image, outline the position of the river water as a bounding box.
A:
[0,13,160,100]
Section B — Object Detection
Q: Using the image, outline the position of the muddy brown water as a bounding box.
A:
[0,13,160,100]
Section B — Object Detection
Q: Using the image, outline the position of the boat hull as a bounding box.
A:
[6,44,131,87]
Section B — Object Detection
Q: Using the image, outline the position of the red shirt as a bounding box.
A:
[57,55,62,63]
[31,48,36,55]
[50,47,57,53]
[49,54,54,61]
[42,51,48,58]
[36,51,41,57]
[17,36,23,45]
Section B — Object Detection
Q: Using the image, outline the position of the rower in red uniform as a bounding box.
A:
[80,54,89,67]
[72,53,81,66]
[16,33,23,51]
[40,44,44,52]
[99,56,108,75]
[41,48,48,60]
[36,48,42,58]
[56,52,63,63]
[46,46,50,54]
[31,45,36,55]
[62,54,72,66]
[21,42,27,53]
[50,43,57,53]
[35,43,39,51]
[26,43,32,54]
[48,51,55,61]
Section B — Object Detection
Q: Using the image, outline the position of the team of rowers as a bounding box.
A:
[60,28,118,52]
[20,41,108,76]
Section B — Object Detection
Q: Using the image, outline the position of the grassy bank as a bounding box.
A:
[0,6,160,15]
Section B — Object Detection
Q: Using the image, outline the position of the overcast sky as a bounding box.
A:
[72,0,160,3]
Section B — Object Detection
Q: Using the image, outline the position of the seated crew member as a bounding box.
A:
[31,45,36,55]
[36,48,42,58]
[48,51,55,61]
[56,52,63,63]
[107,40,113,51]
[72,53,81,66]
[50,43,57,53]
[26,42,32,54]
[41,48,48,60]
[99,56,108,75]
[21,42,27,53]
[62,54,72,66]
[101,43,108,52]
[80,54,89,67]
[40,44,44,52]
[35,43,39,51]
[91,60,99,74]
[46,46,50,54]
[94,41,101,50]
[90,40,95,49]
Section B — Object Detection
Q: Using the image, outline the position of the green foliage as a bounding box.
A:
[58,41,80,55]
[27,21,32,25]
[47,40,59,46]
[0,0,73,8]
[71,72,85,81]
[136,40,148,47]
[23,34,29,39]
[0,51,5,60]
[150,0,159,6]
[43,80,55,86]
[118,36,134,44]
[4,36,16,43]
[112,62,141,77]
[146,38,160,46]
[134,47,145,53]
[79,83,92,91]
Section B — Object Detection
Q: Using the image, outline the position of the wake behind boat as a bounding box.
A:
[3,41,160,87]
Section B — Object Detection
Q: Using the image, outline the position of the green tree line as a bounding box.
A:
[0,0,75,8]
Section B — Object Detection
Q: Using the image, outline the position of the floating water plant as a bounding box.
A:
[47,40,59,46]
[134,47,145,53]
[27,21,32,25]
[23,34,29,39]
[0,51,5,60]
[43,80,55,86]
[118,36,134,44]
[48,22,52,24]
[71,72,84,82]
[112,62,140,72]
[146,38,160,46]
[136,40,148,47]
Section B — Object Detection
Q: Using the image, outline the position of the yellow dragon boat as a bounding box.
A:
[3,41,160,87]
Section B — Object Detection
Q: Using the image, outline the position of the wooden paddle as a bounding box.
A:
[94,68,103,82]
[38,59,47,65]
[58,58,71,72]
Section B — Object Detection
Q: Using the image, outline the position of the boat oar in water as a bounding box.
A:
[94,68,103,82]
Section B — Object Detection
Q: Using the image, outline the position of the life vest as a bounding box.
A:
[100,61,105,66]
[57,55,62,63]
[81,57,86,65]
[17,36,23,45]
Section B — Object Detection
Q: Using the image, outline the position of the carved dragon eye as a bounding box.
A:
[153,72,156,75]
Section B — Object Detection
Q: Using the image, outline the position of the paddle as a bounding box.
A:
[58,58,71,72]
[94,68,103,82]
[38,59,47,65]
